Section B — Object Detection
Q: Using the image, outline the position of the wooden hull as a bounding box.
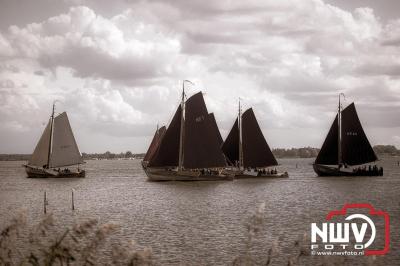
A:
[25,165,85,178]
[145,168,233,182]
[313,164,383,177]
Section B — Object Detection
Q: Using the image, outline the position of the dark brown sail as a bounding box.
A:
[242,108,278,168]
[208,113,223,145]
[143,125,166,162]
[183,92,227,169]
[148,106,181,167]
[221,118,239,165]
[315,115,339,165]
[341,103,377,165]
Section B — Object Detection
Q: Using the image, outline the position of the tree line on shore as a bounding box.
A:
[0,145,399,161]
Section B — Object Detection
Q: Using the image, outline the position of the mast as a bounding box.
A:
[46,102,56,169]
[156,123,159,138]
[178,80,193,171]
[238,98,244,170]
[178,84,185,171]
[338,93,344,168]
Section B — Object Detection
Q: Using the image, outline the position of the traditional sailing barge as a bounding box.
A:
[144,87,232,181]
[313,95,383,176]
[24,103,85,178]
[222,103,288,178]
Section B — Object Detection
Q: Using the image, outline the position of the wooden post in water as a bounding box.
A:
[71,189,75,211]
[44,191,47,214]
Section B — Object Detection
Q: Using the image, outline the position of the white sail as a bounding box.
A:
[49,112,83,168]
[28,120,52,167]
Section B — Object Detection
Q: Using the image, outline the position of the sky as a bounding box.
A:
[0,0,399,154]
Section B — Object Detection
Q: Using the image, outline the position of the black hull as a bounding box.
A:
[234,172,289,179]
[223,168,289,179]
[313,164,382,177]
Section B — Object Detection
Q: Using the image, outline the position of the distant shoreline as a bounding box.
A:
[1,145,398,161]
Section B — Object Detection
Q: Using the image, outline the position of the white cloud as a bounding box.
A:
[0,0,399,153]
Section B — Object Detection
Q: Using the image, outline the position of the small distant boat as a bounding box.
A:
[145,81,231,181]
[222,101,288,178]
[313,94,382,176]
[141,125,166,169]
[24,102,85,178]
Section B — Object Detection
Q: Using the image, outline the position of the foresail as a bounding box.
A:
[183,92,227,169]
[28,120,51,167]
[143,125,166,162]
[241,108,277,168]
[208,113,223,145]
[221,118,239,165]
[341,103,377,165]
[315,115,339,165]
[148,106,181,167]
[49,112,83,168]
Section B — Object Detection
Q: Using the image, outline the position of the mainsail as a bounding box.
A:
[222,108,277,168]
[49,112,84,168]
[28,120,52,167]
[208,113,223,145]
[341,103,377,165]
[143,125,166,162]
[148,106,182,167]
[183,92,227,169]
[315,103,377,166]
[242,108,277,168]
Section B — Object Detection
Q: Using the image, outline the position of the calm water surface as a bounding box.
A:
[0,158,399,265]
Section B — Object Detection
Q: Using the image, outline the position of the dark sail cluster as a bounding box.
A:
[148,92,227,169]
[147,91,378,177]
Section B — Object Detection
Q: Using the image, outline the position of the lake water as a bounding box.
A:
[0,158,399,265]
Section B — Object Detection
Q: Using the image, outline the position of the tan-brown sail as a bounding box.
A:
[49,112,84,168]
[28,120,52,167]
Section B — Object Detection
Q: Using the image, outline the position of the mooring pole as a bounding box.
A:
[71,189,75,211]
[44,191,47,214]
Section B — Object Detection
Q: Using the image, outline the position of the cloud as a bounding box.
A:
[0,32,14,56]
[4,6,181,83]
[381,19,400,46]
[0,0,400,152]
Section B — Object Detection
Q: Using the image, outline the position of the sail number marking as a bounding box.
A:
[195,115,205,122]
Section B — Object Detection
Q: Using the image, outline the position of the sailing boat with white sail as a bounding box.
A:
[144,81,232,181]
[24,102,85,178]
[222,101,288,178]
[313,94,383,176]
